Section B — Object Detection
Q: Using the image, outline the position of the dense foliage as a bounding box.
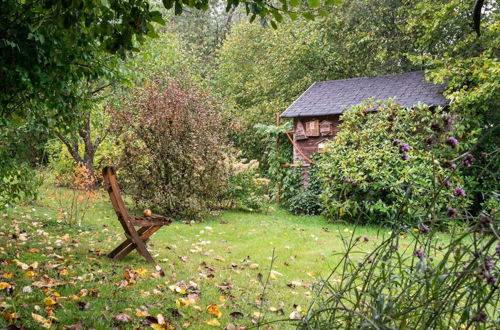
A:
[317,101,471,225]
[110,75,230,219]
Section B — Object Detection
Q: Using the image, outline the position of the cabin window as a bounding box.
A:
[305,120,320,136]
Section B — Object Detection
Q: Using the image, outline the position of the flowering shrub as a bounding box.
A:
[110,75,231,219]
[317,100,472,225]
[225,156,270,212]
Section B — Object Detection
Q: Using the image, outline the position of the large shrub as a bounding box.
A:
[318,100,472,225]
[111,75,230,219]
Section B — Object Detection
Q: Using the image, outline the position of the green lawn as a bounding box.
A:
[0,182,422,329]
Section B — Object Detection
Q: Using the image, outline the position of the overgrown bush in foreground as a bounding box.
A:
[300,210,499,329]
[318,100,472,225]
[111,75,231,219]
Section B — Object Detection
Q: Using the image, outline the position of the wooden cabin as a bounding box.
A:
[280,71,449,185]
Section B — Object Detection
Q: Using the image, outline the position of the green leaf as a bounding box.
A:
[325,0,340,7]
[162,0,175,9]
[271,10,283,23]
[290,0,301,6]
[174,1,183,15]
[288,12,298,20]
[308,0,321,9]
[302,12,315,20]
[318,9,329,17]
[150,11,165,25]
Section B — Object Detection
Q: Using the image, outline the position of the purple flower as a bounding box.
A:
[402,153,410,161]
[444,180,452,189]
[413,249,425,260]
[485,273,497,285]
[484,256,494,272]
[367,257,374,264]
[443,160,457,170]
[363,236,370,242]
[496,243,500,257]
[443,116,453,126]
[400,143,411,153]
[446,136,459,147]
[358,261,364,266]
[343,178,352,184]
[453,186,466,197]
[447,207,457,219]
[419,224,430,233]
[463,153,474,168]
[392,138,401,146]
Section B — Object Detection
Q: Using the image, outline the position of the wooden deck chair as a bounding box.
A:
[102,166,174,264]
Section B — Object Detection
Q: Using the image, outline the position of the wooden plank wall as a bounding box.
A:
[293,115,341,165]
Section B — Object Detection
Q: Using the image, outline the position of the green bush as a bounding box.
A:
[318,100,471,225]
[285,164,323,215]
[225,157,270,212]
[0,163,41,207]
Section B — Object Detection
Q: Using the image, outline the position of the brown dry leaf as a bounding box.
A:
[32,313,51,328]
[229,311,244,319]
[33,275,72,288]
[113,312,132,323]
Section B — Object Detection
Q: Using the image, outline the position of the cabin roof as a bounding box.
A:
[280,71,448,118]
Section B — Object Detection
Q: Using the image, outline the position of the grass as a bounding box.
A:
[0,181,438,329]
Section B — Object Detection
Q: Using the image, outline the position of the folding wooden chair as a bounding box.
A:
[102,166,174,264]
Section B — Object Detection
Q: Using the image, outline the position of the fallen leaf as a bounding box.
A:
[43,297,57,306]
[207,304,222,318]
[32,313,51,328]
[229,311,244,319]
[113,312,132,323]
[205,318,221,327]
[3,311,18,322]
[0,282,11,290]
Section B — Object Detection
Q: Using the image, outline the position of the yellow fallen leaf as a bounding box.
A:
[204,318,221,327]
[150,324,165,330]
[3,273,13,279]
[207,304,222,318]
[3,311,18,322]
[59,269,69,276]
[218,296,226,302]
[136,268,148,277]
[136,310,150,317]
[43,297,57,306]
[0,282,11,290]
[24,271,36,278]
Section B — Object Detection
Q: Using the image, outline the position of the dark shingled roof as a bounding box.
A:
[281,71,449,118]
